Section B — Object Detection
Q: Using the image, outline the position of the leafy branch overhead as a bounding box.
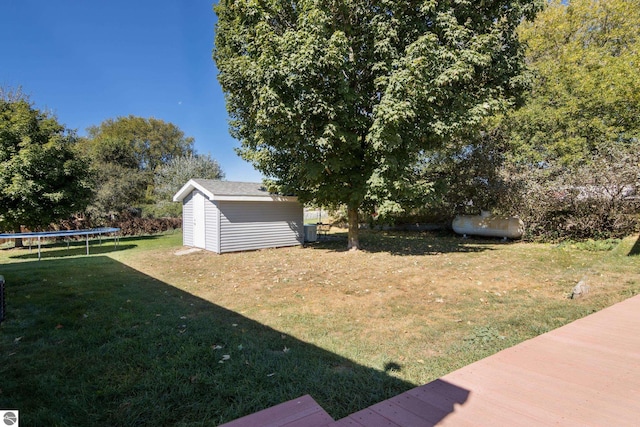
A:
[214,0,544,249]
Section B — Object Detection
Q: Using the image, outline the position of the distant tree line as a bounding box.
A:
[0,88,224,235]
[79,115,224,221]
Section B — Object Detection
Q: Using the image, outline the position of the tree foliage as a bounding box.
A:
[154,153,225,201]
[415,124,513,220]
[81,116,195,218]
[502,142,639,240]
[86,115,195,172]
[493,0,640,239]
[511,0,640,166]
[214,0,543,248]
[0,90,92,231]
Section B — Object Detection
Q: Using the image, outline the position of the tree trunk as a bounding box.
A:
[347,206,360,251]
[13,229,23,248]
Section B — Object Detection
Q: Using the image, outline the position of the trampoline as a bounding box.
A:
[0,227,121,260]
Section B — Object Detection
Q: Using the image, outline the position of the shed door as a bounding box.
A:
[193,191,206,248]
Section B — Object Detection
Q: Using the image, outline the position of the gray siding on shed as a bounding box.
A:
[204,200,220,253]
[219,201,303,253]
[182,191,194,247]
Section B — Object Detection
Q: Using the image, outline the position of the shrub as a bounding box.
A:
[500,144,640,241]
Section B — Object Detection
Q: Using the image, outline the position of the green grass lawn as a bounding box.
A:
[1,230,639,425]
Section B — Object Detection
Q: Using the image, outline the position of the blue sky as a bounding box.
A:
[0,0,263,182]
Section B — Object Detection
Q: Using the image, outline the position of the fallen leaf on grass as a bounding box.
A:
[55,324,64,329]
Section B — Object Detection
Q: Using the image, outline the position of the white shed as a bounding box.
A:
[173,179,303,254]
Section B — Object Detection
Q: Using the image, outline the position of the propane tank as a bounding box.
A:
[452,211,524,239]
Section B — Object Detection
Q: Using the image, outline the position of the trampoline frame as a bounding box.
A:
[0,227,121,260]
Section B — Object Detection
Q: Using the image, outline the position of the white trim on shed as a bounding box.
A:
[173,179,303,254]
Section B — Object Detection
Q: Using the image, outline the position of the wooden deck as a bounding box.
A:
[218,394,334,427]
[220,294,640,426]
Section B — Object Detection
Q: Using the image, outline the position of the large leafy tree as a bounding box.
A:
[81,116,195,217]
[82,135,148,218]
[214,0,543,249]
[510,0,640,166]
[0,90,92,233]
[86,115,195,172]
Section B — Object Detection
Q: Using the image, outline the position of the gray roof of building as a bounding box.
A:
[191,179,271,197]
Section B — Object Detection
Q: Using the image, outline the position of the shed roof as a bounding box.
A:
[173,179,297,202]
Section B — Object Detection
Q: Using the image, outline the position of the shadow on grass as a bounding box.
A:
[628,234,640,256]
[309,229,498,256]
[0,255,469,425]
[8,244,137,260]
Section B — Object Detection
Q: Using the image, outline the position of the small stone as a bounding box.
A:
[571,280,590,299]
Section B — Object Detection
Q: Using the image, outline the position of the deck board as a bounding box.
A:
[343,408,401,426]
[218,394,333,427]
[388,393,452,424]
[369,400,439,427]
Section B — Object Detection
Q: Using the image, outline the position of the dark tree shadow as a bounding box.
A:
[0,255,470,425]
[308,229,498,256]
[628,234,640,256]
[384,361,403,373]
